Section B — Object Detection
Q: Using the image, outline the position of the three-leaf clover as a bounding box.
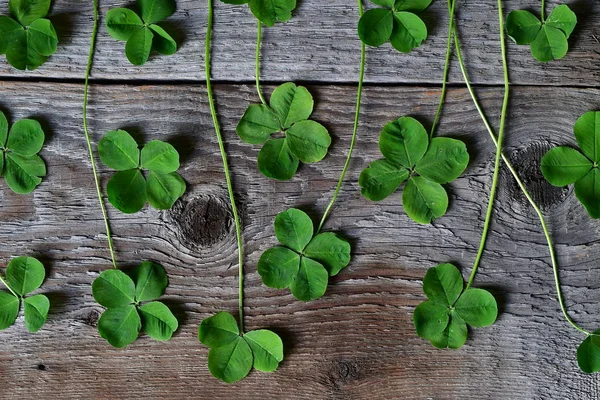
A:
[357,0,431,53]
[98,129,186,214]
[198,311,284,383]
[257,208,351,301]
[359,116,469,224]
[220,0,296,26]
[506,5,577,62]
[0,110,47,194]
[0,0,58,70]
[237,83,331,180]
[0,257,50,333]
[413,263,498,348]
[92,261,178,348]
[541,111,600,219]
[106,0,178,66]
[577,330,600,374]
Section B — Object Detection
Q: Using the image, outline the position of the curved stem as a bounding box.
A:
[541,0,546,21]
[207,0,245,333]
[83,0,118,270]
[317,0,365,233]
[0,276,18,298]
[255,21,267,105]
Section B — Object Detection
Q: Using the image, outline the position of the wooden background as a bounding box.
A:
[0,0,599,398]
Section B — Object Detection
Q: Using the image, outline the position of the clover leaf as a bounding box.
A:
[577,330,600,374]
[413,263,498,348]
[0,256,49,333]
[257,208,351,301]
[198,311,284,383]
[506,5,576,62]
[541,111,600,219]
[237,83,331,180]
[0,111,47,194]
[0,0,58,70]
[92,261,178,348]
[106,0,178,66]
[98,129,186,214]
[359,116,469,224]
[220,0,296,27]
[357,0,431,53]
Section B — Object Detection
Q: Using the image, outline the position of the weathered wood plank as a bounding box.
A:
[0,0,598,85]
[0,81,600,398]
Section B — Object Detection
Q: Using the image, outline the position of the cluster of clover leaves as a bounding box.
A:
[0,257,50,333]
[358,0,432,53]
[506,4,577,62]
[237,83,331,180]
[98,129,186,214]
[0,110,47,194]
[220,0,296,26]
[0,0,58,70]
[106,0,178,66]
[91,261,178,348]
[258,208,351,301]
[359,116,469,224]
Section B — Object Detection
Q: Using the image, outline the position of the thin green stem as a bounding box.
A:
[83,0,118,270]
[207,0,245,333]
[541,0,546,21]
[255,21,267,105]
[0,275,18,298]
[317,0,365,233]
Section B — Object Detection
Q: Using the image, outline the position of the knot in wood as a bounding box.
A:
[169,195,231,248]
[328,359,360,389]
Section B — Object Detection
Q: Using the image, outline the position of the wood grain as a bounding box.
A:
[0,81,599,398]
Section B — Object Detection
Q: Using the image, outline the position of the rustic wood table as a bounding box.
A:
[1,0,600,398]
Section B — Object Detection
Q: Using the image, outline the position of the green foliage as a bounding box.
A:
[541,111,600,218]
[357,0,431,53]
[220,0,297,26]
[0,256,49,333]
[0,0,58,70]
[413,263,498,348]
[506,5,576,62]
[98,129,186,214]
[578,330,600,373]
[0,110,47,194]
[237,83,331,180]
[92,261,178,348]
[198,311,284,383]
[106,0,177,65]
[257,208,351,301]
[359,116,469,224]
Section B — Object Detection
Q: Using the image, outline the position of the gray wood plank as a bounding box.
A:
[0,0,598,85]
[0,81,600,398]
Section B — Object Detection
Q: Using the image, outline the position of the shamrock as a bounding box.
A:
[577,330,600,374]
[0,257,50,333]
[257,208,351,301]
[199,311,284,383]
[105,0,178,66]
[506,5,577,62]
[92,261,178,348]
[357,0,431,53]
[220,0,296,26]
[0,0,58,70]
[541,111,600,219]
[98,129,186,214]
[413,263,498,348]
[359,116,469,224]
[0,110,47,194]
[237,83,331,180]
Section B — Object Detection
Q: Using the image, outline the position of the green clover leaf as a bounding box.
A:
[541,111,600,218]
[413,263,498,349]
[359,116,469,224]
[237,83,331,180]
[257,208,351,301]
[98,129,186,214]
[578,330,600,374]
[106,0,178,66]
[198,311,284,383]
[357,0,431,53]
[92,261,178,348]
[220,0,296,26]
[506,5,576,62]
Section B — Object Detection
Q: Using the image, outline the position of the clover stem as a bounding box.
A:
[207,0,245,333]
[317,0,366,233]
[450,1,589,336]
[0,275,18,298]
[256,21,267,105]
[541,0,546,21]
[83,0,118,270]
